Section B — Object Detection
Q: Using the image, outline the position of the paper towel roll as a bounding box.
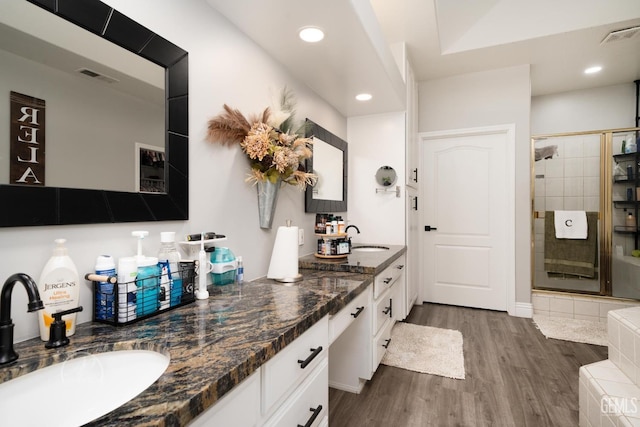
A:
[267,224,300,281]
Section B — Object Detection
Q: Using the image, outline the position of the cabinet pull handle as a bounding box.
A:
[389,297,393,318]
[395,264,405,270]
[412,168,418,183]
[412,196,418,210]
[298,346,323,369]
[383,305,391,315]
[383,277,393,284]
[297,405,323,427]
[383,338,392,349]
[351,306,365,318]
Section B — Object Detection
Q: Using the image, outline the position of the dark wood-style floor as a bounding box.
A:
[328,303,608,427]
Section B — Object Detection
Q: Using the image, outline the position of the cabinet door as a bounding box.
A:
[406,189,420,308]
[405,63,419,189]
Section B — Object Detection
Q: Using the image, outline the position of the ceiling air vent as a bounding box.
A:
[601,26,640,44]
[76,68,119,84]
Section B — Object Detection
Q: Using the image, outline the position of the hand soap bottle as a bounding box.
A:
[627,211,636,230]
[38,239,80,341]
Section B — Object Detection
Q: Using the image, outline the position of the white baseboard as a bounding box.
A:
[512,302,533,318]
[328,379,366,394]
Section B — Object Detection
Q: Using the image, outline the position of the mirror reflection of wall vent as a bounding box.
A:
[601,26,640,44]
[76,68,119,84]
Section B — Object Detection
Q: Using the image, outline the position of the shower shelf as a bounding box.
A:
[614,201,639,209]
[614,225,639,233]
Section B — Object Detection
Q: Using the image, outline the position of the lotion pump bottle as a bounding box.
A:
[38,239,80,341]
[627,211,636,229]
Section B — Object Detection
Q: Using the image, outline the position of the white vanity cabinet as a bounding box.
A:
[190,316,329,427]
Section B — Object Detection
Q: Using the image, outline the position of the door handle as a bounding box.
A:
[424,225,438,231]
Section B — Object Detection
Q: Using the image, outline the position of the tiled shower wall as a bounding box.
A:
[533,134,601,292]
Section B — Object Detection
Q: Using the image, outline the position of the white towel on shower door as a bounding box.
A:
[554,210,588,239]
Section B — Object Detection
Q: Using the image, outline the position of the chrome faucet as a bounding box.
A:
[345,225,360,234]
[0,273,44,365]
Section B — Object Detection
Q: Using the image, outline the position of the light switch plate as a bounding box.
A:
[298,228,304,245]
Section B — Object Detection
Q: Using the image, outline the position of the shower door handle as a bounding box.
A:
[424,225,437,231]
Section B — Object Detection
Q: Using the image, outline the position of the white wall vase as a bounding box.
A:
[257,177,281,229]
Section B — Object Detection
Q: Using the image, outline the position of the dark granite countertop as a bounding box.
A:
[0,247,403,426]
[299,243,406,275]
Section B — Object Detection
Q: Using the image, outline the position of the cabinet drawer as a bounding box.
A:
[190,369,260,427]
[264,359,328,427]
[373,289,393,335]
[262,316,328,416]
[373,318,394,370]
[374,260,405,299]
[329,287,370,344]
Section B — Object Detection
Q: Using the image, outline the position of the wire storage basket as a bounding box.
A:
[88,263,196,326]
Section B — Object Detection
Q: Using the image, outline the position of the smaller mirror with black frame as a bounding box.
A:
[305,120,348,213]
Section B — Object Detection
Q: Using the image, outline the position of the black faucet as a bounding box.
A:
[345,225,360,253]
[345,225,360,234]
[0,273,44,365]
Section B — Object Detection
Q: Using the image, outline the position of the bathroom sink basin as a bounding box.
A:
[351,245,390,252]
[0,349,169,426]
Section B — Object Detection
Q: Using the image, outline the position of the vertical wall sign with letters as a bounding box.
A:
[10,91,46,186]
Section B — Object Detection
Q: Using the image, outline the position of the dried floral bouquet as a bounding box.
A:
[206,88,317,189]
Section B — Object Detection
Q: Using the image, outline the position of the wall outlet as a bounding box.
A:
[298,228,304,246]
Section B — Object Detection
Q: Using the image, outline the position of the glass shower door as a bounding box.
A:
[532,127,640,300]
[532,133,602,294]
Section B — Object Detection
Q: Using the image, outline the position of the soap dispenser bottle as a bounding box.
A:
[38,239,80,341]
[627,211,636,230]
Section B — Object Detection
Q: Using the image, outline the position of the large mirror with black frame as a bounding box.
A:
[0,0,188,227]
[305,119,347,213]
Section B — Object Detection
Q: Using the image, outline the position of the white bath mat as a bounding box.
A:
[381,322,465,379]
[533,315,607,346]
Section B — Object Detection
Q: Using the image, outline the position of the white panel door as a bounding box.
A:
[421,127,514,311]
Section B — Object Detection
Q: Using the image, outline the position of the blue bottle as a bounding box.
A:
[95,255,116,320]
[136,257,159,316]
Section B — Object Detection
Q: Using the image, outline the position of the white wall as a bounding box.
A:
[531,83,636,135]
[347,112,406,245]
[1,0,346,342]
[418,64,532,304]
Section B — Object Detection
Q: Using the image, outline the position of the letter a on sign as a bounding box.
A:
[10,91,46,185]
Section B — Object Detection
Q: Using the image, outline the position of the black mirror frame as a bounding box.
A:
[305,119,347,213]
[0,0,188,227]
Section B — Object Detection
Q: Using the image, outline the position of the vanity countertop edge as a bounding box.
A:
[2,245,406,426]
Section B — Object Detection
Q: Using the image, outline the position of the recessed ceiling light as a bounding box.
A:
[299,27,324,43]
[355,93,372,101]
[584,66,602,74]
